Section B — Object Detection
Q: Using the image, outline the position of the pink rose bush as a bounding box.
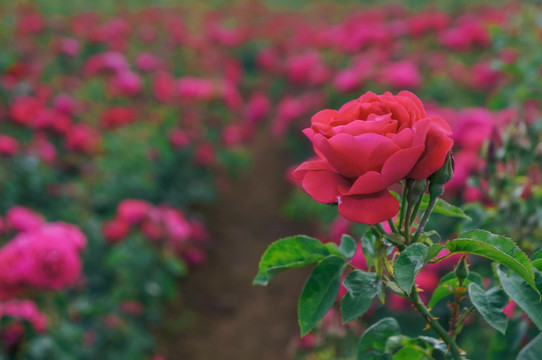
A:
[0,208,86,300]
[0,300,47,352]
[293,91,453,224]
[103,199,207,267]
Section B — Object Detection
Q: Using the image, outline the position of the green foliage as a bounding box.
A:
[497,266,542,331]
[357,318,401,360]
[419,195,471,220]
[394,243,429,293]
[468,283,509,334]
[298,256,345,336]
[428,272,483,308]
[446,230,536,291]
[391,345,430,360]
[361,231,377,270]
[516,333,542,360]
[253,235,330,286]
[338,234,357,259]
[340,270,379,323]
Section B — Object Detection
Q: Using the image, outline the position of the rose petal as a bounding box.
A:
[311,109,338,135]
[327,133,400,176]
[302,170,350,204]
[408,126,454,179]
[342,145,424,195]
[338,191,399,225]
[359,91,380,102]
[359,102,388,120]
[390,127,414,148]
[303,128,330,161]
[337,100,361,124]
[386,101,412,129]
[397,91,427,118]
[411,118,432,147]
[333,116,397,136]
[292,158,334,179]
[429,115,452,134]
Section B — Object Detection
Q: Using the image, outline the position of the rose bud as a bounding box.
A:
[428,152,454,198]
[454,255,469,286]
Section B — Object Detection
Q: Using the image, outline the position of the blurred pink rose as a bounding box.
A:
[0,135,19,156]
[6,207,45,233]
[103,218,130,244]
[65,124,101,154]
[117,200,152,225]
[378,61,422,89]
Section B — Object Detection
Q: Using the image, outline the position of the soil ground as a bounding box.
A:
[158,133,312,359]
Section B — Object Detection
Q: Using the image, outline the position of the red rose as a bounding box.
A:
[292,91,453,225]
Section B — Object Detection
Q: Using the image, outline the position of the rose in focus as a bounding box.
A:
[292,91,453,224]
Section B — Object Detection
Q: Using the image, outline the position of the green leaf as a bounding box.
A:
[325,242,344,257]
[394,243,429,293]
[440,271,484,286]
[164,257,187,277]
[532,259,542,272]
[253,235,330,285]
[385,335,410,353]
[426,244,444,262]
[339,234,357,258]
[361,231,376,270]
[392,346,430,360]
[417,336,447,355]
[446,230,536,291]
[497,266,542,331]
[468,283,509,334]
[488,319,528,359]
[298,256,345,336]
[516,333,542,360]
[358,317,401,360]
[533,250,542,261]
[428,272,484,309]
[419,195,471,220]
[384,335,442,357]
[341,270,379,323]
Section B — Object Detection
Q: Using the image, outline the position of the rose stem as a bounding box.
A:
[409,289,463,360]
[409,198,422,226]
[372,225,384,237]
[376,223,387,235]
[411,194,438,243]
[388,219,399,233]
[404,202,413,245]
[452,307,475,342]
[397,185,408,229]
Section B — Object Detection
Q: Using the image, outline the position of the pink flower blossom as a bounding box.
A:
[0,135,19,156]
[6,207,45,233]
[117,200,152,224]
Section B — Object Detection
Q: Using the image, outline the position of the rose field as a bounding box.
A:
[1,0,542,359]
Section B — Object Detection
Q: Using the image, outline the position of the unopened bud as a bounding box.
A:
[429,152,454,198]
[454,255,469,286]
[407,179,428,205]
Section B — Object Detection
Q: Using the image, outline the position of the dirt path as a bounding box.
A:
[159,133,312,359]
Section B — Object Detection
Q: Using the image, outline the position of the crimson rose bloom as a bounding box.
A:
[292,91,453,225]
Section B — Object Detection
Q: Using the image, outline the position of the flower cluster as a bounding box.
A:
[102,199,207,267]
[0,207,86,300]
[0,300,47,352]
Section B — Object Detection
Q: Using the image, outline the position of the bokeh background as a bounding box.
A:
[1,0,541,359]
